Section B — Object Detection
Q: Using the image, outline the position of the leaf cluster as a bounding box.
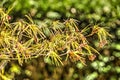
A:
[0,8,111,66]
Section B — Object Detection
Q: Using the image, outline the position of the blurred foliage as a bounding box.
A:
[0,0,120,80]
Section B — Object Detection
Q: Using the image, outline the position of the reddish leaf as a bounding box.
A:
[88,54,96,61]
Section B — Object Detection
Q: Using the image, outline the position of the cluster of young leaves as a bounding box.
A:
[0,8,112,66]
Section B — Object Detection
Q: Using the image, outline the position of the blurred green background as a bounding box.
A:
[0,0,120,80]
